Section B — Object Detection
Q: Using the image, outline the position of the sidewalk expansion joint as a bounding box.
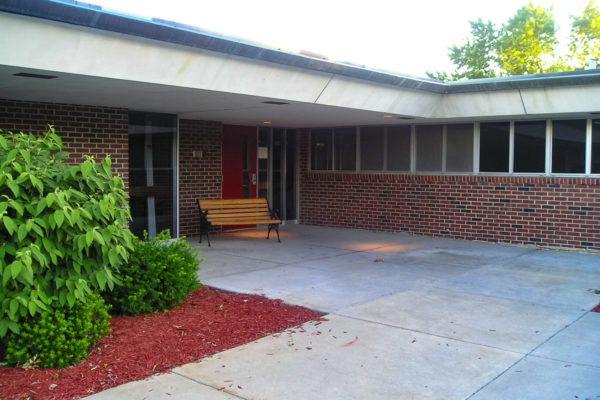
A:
[171,371,251,400]
[465,309,592,399]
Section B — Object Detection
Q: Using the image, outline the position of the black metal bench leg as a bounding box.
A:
[199,229,211,247]
[267,224,281,243]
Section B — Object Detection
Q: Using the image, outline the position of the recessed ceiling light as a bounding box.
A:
[13,72,57,79]
[383,115,394,118]
[263,121,272,124]
[261,101,290,105]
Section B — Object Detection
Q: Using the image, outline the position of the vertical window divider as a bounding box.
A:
[586,118,592,175]
[356,127,361,172]
[442,124,447,173]
[308,128,312,171]
[545,120,552,175]
[508,121,515,174]
[383,126,388,171]
[410,125,416,173]
[332,128,336,171]
[473,123,480,174]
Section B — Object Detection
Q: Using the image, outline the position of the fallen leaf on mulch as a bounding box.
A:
[0,287,322,400]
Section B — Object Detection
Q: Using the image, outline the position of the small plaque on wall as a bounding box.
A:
[258,146,268,159]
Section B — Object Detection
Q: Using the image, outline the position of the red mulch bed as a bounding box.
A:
[0,287,322,400]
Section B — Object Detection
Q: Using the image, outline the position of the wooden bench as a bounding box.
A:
[197,198,281,246]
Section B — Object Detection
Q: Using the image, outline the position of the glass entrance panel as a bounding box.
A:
[128,111,176,238]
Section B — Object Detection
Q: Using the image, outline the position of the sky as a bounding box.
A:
[89,0,590,77]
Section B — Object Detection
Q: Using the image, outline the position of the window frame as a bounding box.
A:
[307,118,600,177]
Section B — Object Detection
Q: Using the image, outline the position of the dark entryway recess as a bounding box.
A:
[128,111,176,238]
[258,127,297,221]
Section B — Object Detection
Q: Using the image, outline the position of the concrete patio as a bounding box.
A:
[88,225,600,400]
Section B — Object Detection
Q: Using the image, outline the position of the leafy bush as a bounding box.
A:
[0,128,134,338]
[106,230,201,315]
[3,293,110,368]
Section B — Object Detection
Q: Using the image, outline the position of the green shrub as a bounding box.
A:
[3,293,110,368]
[0,128,134,338]
[106,230,201,315]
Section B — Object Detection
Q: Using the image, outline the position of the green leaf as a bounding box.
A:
[20,264,34,285]
[93,230,106,246]
[58,291,66,306]
[66,292,75,308]
[42,237,53,253]
[2,267,11,285]
[3,216,15,235]
[6,180,19,197]
[0,320,7,337]
[17,224,28,242]
[28,300,37,316]
[85,230,94,247]
[81,160,92,179]
[9,299,19,317]
[96,271,107,291]
[10,201,24,217]
[46,192,55,207]
[54,210,64,228]
[7,320,19,334]
[108,248,118,266]
[10,260,22,279]
[0,135,7,150]
[19,149,31,164]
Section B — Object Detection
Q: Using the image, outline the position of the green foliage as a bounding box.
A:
[3,293,110,368]
[497,3,557,75]
[447,19,498,80]
[570,0,600,68]
[429,2,600,80]
[0,128,134,338]
[106,230,201,316]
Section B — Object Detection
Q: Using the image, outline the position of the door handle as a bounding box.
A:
[252,173,257,185]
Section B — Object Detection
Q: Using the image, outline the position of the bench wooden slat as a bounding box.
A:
[200,199,266,207]
[208,211,272,218]
[209,219,281,225]
[197,198,281,245]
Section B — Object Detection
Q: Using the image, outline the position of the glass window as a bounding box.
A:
[514,121,546,173]
[446,124,473,172]
[480,122,510,172]
[360,126,384,171]
[128,111,176,238]
[387,126,411,171]
[552,120,586,174]
[334,127,356,170]
[592,119,600,174]
[311,128,332,170]
[416,125,443,172]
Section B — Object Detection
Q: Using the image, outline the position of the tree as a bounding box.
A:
[569,0,600,69]
[496,3,558,75]
[427,19,497,81]
[450,19,498,80]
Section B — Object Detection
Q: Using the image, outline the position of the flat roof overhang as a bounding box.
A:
[1,5,600,127]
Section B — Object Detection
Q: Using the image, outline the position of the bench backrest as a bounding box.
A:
[198,198,273,224]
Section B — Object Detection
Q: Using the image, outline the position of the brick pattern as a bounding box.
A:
[300,172,600,250]
[0,99,129,186]
[178,119,222,236]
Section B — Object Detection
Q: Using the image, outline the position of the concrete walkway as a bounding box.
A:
[88,225,600,400]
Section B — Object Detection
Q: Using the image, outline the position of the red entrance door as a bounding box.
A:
[222,125,257,229]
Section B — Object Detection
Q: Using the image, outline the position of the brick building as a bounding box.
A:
[1,1,599,250]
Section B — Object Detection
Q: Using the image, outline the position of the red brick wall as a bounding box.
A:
[300,173,600,250]
[178,119,222,236]
[0,99,129,186]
